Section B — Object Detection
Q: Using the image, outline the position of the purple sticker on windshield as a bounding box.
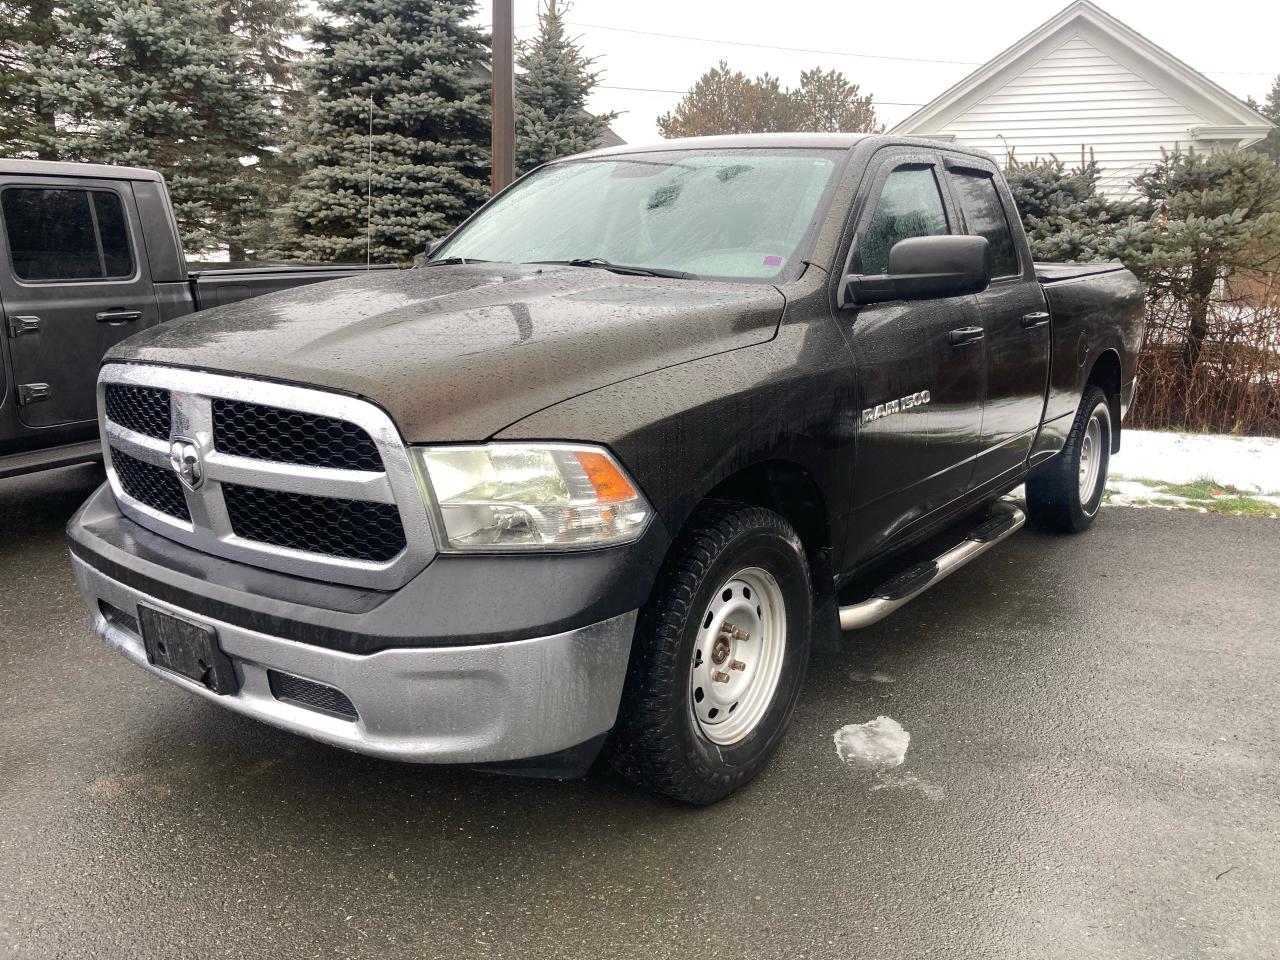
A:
[763,255,783,267]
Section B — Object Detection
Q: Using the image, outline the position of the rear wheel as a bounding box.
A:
[1026,385,1112,533]
[608,501,812,805]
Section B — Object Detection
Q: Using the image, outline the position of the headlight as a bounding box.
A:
[413,443,652,551]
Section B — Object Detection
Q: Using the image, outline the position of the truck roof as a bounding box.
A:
[0,158,164,183]
[577,132,875,159]
[568,132,999,165]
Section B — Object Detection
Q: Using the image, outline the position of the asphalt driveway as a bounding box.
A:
[1,465,1277,959]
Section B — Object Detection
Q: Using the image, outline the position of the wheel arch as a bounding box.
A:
[1086,348,1123,453]
[702,458,835,590]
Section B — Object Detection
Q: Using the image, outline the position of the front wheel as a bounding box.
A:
[607,502,813,805]
[1026,385,1112,533]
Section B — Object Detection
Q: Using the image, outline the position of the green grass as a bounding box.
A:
[1196,496,1279,517]
[1156,478,1240,499]
[1105,474,1279,518]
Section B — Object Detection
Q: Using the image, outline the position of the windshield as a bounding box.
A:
[434,149,844,281]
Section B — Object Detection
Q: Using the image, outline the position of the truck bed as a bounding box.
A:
[1035,261,1145,427]
[190,263,399,309]
[1034,261,1129,284]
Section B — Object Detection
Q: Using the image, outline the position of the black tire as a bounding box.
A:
[1026,385,1112,533]
[607,501,813,805]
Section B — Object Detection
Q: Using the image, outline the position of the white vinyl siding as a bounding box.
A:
[940,36,1206,195]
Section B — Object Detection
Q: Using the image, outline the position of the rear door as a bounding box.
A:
[840,150,986,561]
[0,178,159,428]
[942,157,1050,486]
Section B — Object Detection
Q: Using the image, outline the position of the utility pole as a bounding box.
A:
[491,0,516,194]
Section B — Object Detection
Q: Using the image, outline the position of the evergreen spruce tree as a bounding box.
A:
[0,0,60,158]
[274,0,491,264]
[515,0,617,174]
[1004,154,1148,262]
[1127,148,1280,379]
[216,0,307,98]
[17,0,279,255]
[1247,77,1280,162]
[214,0,308,258]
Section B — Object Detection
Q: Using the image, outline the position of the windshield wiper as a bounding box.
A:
[535,258,695,279]
[422,256,494,266]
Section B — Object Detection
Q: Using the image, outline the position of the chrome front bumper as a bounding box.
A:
[71,553,637,766]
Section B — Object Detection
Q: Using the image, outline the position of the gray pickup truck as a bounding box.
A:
[67,133,1144,804]
[0,159,393,479]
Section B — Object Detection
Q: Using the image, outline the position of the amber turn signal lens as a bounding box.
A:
[574,450,638,504]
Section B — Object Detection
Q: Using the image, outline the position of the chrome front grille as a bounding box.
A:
[104,383,171,439]
[222,483,407,562]
[111,448,192,521]
[97,364,436,588]
[211,398,385,471]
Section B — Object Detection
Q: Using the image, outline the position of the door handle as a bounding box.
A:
[1021,311,1050,329]
[96,309,143,324]
[948,326,985,346]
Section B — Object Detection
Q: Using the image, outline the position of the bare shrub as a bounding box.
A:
[1130,270,1280,435]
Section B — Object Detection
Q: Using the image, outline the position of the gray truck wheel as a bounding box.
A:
[607,501,812,805]
[1026,386,1112,533]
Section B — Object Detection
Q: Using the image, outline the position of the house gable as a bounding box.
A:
[891,1,1273,194]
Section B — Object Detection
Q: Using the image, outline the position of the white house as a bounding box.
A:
[891,0,1273,195]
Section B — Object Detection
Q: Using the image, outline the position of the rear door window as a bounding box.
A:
[948,170,1020,278]
[1,187,135,281]
[857,166,949,275]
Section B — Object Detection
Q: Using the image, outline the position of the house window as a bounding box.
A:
[1,187,135,281]
[858,166,949,275]
[948,171,1020,278]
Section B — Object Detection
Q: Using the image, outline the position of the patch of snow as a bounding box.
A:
[1111,430,1280,493]
[1105,479,1188,508]
[833,716,910,771]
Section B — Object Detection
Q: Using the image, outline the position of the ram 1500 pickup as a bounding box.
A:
[0,159,394,479]
[67,133,1144,804]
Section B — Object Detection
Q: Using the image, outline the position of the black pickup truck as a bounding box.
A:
[67,133,1144,804]
[0,159,393,478]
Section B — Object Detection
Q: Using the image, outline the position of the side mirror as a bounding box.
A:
[414,237,446,267]
[843,235,991,306]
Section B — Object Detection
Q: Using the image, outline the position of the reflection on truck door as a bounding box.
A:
[842,152,985,559]
[945,160,1052,486]
[0,179,160,428]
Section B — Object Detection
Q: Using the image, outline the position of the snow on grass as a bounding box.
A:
[833,716,910,771]
[1103,430,1280,518]
[1111,431,1280,493]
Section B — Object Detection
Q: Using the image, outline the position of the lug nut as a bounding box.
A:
[712,671,731,683]
[729,659,746,671]
[733,629,749,641]
[719,622,737,635]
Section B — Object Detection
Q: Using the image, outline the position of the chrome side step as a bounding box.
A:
[838,500,1026,631]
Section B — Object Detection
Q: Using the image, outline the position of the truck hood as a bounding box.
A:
[111,264,786,441]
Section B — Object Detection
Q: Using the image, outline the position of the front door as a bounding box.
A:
[840,153,986,563]
[0,178,159,428]
[943,159,1051,486]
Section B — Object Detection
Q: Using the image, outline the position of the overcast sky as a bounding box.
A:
[470,0,1278,144]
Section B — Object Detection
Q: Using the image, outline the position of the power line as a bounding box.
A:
[596,83,924,107]
[562,20,984,67]
[518,19,1277,81]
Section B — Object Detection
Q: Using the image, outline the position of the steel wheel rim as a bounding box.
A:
[690,566,787,746]
[1079,413,1103,504]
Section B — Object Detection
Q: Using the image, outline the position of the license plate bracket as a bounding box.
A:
[138,606,239,695]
